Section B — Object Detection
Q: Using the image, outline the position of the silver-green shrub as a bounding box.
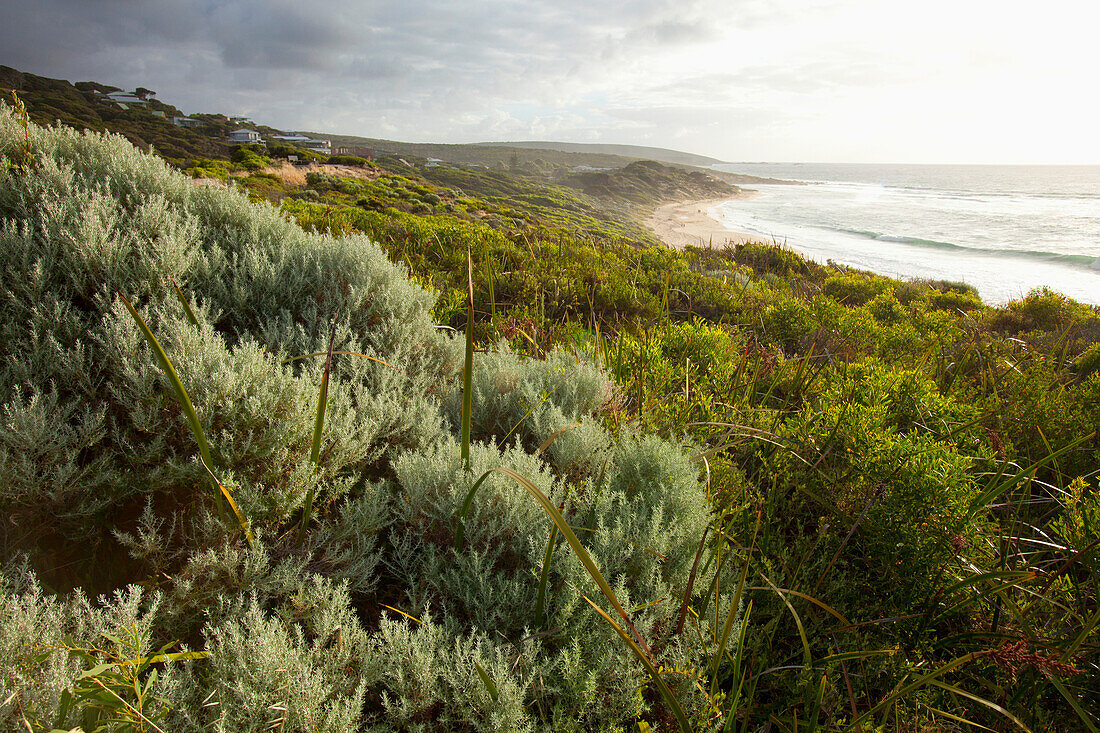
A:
[1,109,729,730]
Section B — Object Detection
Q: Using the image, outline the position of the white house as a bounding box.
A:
[228,129,263,144]
[271,134,330,154]
[104,90,148,106]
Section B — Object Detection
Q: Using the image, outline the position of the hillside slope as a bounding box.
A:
[480,139,724,167]
[0,66,282,160]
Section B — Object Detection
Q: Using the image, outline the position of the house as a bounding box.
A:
[272,134,330,154]
[333,146,375,158]
[228,129,263,144]
[228,116,253,125]
[172,116,203,128]
[104,90,149,106]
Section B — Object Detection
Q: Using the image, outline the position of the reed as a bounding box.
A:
[298,318,337,540]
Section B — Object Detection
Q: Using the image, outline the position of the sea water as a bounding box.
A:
[710,163,1100,306]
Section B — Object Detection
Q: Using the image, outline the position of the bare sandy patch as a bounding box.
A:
[646,194,763,250]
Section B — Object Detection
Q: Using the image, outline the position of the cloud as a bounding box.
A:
[2,0,1097,162]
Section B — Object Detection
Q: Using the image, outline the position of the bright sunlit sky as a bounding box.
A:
[3,0,1099,163]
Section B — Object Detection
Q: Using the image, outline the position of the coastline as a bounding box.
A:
[646,194,762,250]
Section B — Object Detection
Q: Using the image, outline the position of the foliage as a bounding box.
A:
[2,106,1098,731]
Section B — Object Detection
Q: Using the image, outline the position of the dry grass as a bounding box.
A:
[260,161,382,188]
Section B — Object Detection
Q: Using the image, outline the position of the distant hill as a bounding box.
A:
[311,133,726,172]
[479,141,725,167]
[305,132,648,172]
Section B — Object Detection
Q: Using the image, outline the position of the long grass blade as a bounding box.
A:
[722,599,753,731]
[582,595,692,733]
[299,318,337,540]
[118,292,223,516]
[535,422,580,455]
[461,249,474,469]
[927,679,1034,732]
[1045,676,1100,733]
[1061,606,1100,660]
[710,551,750,698]
[458,466,654,656]
[843,652,979,731]
[169,276,200,329]
[967,432,1095,517]
[534,525,558,628]
[755,568,812,672]
[495,466,653,654]
[473,661,499,702]
[454,470,496,551]
[379,604,422,624]
[675,526,709,636]
[806,673,826,733]
[199,457,255,547]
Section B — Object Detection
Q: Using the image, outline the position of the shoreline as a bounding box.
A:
[646,194,763,250]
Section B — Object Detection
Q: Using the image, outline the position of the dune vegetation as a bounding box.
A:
[1,105,1098,732]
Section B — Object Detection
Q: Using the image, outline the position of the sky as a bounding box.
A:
[3,0,1099,164]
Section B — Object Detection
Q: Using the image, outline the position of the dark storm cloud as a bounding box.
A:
[0,0,817,150]
[2,0,732,84]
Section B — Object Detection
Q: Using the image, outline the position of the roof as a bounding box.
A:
[230,128,259,134]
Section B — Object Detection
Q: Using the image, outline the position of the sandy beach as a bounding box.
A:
[646,195,761,250]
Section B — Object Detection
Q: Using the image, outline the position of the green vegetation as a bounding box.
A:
[2,102,1098,732]
[0,67,289,163]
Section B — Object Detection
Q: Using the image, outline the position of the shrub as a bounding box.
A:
[988,286,1097,334]
[732,241,812,277]
[0,105,724,731]
[930,288,984,313]
[822,273,890,306]
[231,145,269,171]
[1074,342,1100,378]
[327,154,371,167]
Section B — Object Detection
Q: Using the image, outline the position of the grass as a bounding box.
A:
[417,193,1095,728]
[5,105,1097,730]
[442,244,1100,729]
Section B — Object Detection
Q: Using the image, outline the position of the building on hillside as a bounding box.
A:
[103,90,149,106]
[228,116,253,125]
[172,116,203,128]
[269,133,330,154]
[150,110,165,119]
[333,146,376,158]
[228,129,263,144]
[303,138,331,155]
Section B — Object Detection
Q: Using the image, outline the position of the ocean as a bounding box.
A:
[709,163,1100,306]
